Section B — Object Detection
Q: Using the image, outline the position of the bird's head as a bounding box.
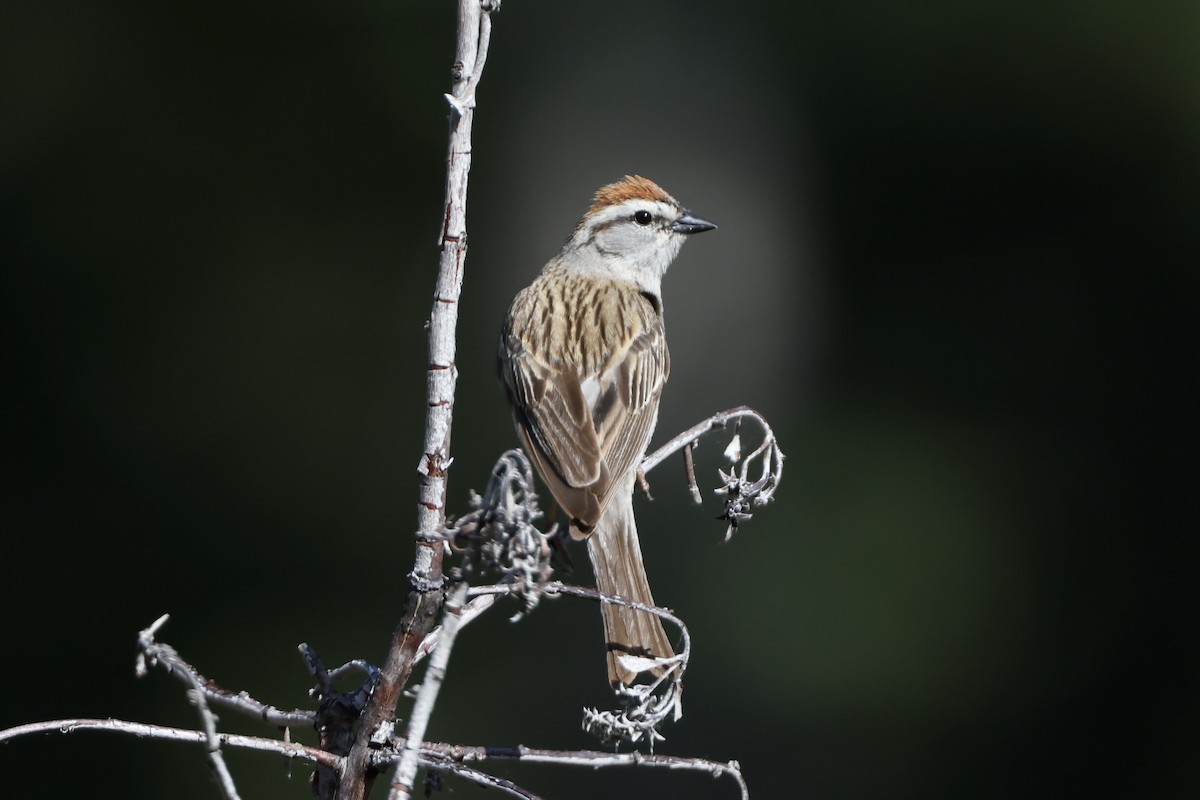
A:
[561,175,716,295]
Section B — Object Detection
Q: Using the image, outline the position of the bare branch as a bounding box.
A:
[424,760,544,800]
[2,715,748,798]
[640,405,785,540]
[132,615,316,731]
[0,718,341,770]
[388,582,471,799]
[135,615,242,798]
[443,1,498,115]
[683,441,703,504]
[379,743,747,800]
[464,580,690,747]
[322,658,380,684]
[640,405,777,476]
[340,3,500,796]
[410,593,498,667]
[415,0,499,560]
[547,583,688,746]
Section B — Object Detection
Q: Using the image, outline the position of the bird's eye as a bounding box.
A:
[633,210,653,226]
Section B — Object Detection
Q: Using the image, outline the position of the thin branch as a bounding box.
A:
[135,615,241,799]
[542,582,691,667]
[546,583,687,745]
[682,441,703,504]
[134,615,316,728]
[388,582,471,800]
[380,743,747,800]
[424,759,544,800]
[443,1,497,115]
[466,580,690,664]
[640,405,785,541]
[0,716,747,798]
[323,658,380,685]
[206,690,315,729]
[640,405,777,475]
[465,581,690,746]
[410,593,497,667]
[340,3,499,796]
[0,718,341,770]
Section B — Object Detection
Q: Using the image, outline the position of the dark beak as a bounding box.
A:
[671,210,717,235]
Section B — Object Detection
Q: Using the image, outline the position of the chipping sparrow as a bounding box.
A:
[499,176,716,687]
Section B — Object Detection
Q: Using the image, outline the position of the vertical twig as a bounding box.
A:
[335,3,496,799]
[682,442,703,504]
[388,582,471,799]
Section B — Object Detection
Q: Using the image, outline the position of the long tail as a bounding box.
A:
[586,481,675,687]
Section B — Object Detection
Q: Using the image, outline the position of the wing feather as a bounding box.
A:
[500,276,669,531]
[593,328,669,494]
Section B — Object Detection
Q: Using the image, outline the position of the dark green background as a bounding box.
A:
[2,2,1195,798]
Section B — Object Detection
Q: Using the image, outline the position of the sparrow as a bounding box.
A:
[499,175,715,686]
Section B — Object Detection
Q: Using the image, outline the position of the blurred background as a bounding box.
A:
[2,1,1195,798]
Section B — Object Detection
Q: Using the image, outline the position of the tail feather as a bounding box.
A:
[586,490,674,687]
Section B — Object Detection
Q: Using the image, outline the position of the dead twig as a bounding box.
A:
[641,405,785,541]
[0,718,341,771]
[135,615,242,799]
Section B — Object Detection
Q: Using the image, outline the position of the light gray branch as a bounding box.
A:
[0,573,745,799]
[0,718,341,770]
[413,0,499,580]
[640,405,781,476]
[640,405,785,540]
[134,614,315,727]
[387,1,500,796]
[410,593,497,667]
[135,615,241,799]
[465,580,690,746]
[424,760,543,800]
[378,742,747,800]
[388,582,470,799]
